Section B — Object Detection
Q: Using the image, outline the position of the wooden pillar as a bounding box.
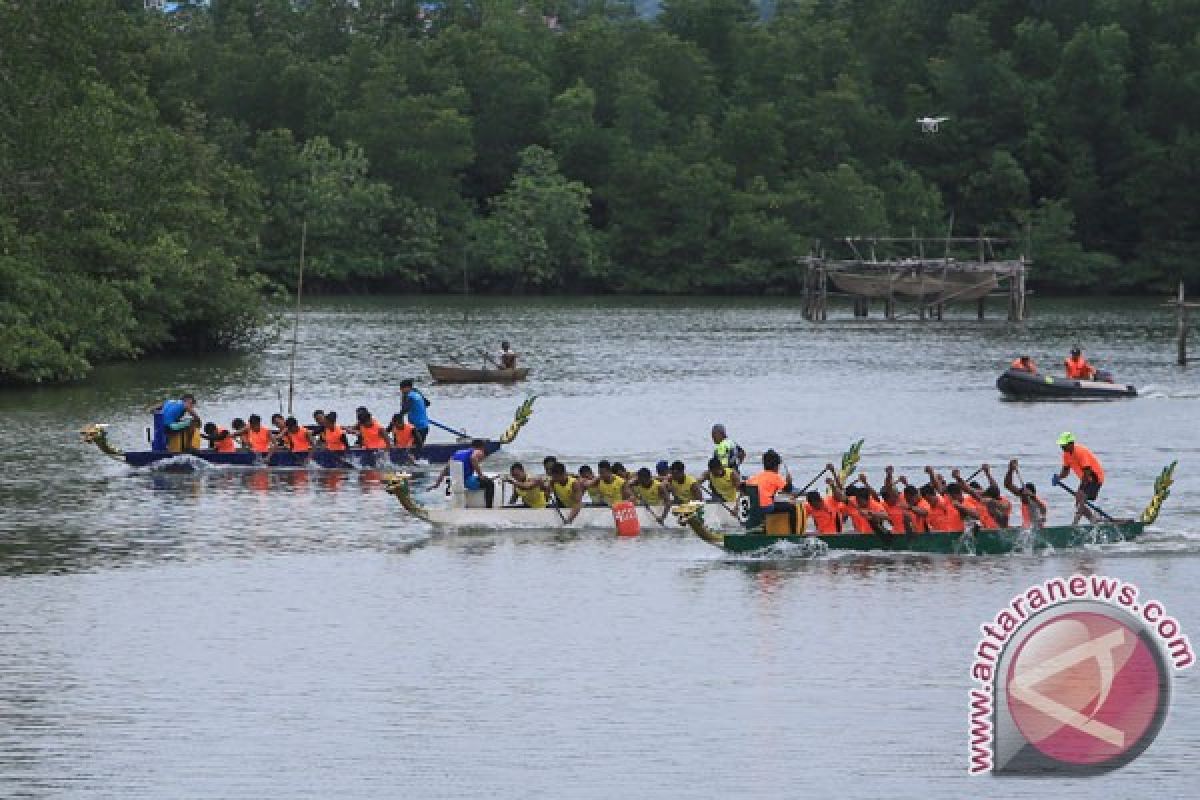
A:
[936,302,944,321]
[977,296,985,320]
[885,295,895,320]
[1178,281,1188,367]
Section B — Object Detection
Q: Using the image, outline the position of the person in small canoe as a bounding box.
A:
[319,411,350,451]
[710,424,746,469]
[1010,355,1038,374]
[665,461,704,503]
[624,467,670,523]
[282,416,315,454]
[743,449,797,531]
[433,439,494,507]
[504,463,547,509]
[499,341,518,370]
[350,408,391,450]
[1057,432,1105,523]
[201,421,238,453]
[547,462,584,523]
[1064,347,1097,380]
[700,457,741,504]
[399,379,431,453]
[589,460,627,507]
[239,414,273,453]
[387,413,416,450]
[1004,459,1048,529]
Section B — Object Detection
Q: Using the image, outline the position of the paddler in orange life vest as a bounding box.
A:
[387,413,416,450]
[350,407,391,450]
[237,414,274,453]
[201,421,239,453]
[1010,355,1037,374]
[319,411,349,451]
[950,468,1005,529]
[830,473,892,534]
[282,416,314,454]
[1064,347,1097,380]
[871,467,916,534]
[803,489,842,534]
[1057,432,1105,524]
[743,449,797,531]
[1004,459,1047,529]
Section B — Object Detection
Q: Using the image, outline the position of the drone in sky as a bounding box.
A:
[917,116,950,133]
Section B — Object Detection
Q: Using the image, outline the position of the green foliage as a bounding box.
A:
[5,0,1200,382]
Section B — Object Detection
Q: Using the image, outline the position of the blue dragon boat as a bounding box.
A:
[81,398,535,471]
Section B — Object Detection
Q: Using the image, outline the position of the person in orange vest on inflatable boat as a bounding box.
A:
[1064,348,1097,380]
[1010,355,1037,374]
[1057,433,1105,524]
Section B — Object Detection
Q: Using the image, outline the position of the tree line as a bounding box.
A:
[3,0,1198,382]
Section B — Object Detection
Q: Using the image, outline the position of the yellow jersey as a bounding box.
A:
[591,476,625,506]
[708,469,739,502]
[668,475,699,501]
[514,484,547,509]
[632,480,665,505]
[551,476,579,507]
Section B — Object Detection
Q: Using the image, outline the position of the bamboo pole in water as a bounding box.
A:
[287,220,307,415]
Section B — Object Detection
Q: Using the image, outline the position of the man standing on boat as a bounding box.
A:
[710,424,745,469]
[399,379,431,454]
[1057,433,1105,524]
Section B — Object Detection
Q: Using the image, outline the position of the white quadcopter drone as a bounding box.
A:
[917,116,949,133]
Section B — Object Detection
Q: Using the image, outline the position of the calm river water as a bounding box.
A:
[1,296,1197,798]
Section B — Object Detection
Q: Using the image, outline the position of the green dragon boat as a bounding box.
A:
[673,462,1176,557]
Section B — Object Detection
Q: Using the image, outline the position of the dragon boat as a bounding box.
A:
[384,470,743,531]
[996,368,1137,400]
[80,397,536,470]
[672,462,1176,557]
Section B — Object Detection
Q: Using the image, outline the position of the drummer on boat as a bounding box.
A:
[743,450,797,531]
[433,439,495,508]
[153,393,200,452]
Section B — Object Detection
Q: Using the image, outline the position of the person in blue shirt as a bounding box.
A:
[153,393,198,452]
[399,379,431,453]
[432,439,494,507]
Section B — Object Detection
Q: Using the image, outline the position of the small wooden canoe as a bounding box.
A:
[428,364,530,384]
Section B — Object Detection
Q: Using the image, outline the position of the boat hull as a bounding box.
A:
[428,364,530,383]
[122,442,496,469]
[996,368,1136,400]
[418,500,742,531]
[713,521,1146,555]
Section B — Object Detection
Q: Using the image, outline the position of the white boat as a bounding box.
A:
[383,462,743,531]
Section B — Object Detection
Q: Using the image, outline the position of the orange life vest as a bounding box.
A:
[844,498,874,533]
[883,497,908,532]
[964,496,998,529]
[322,425,347,451]
[909,497,931,533]
[1062,444,1105,485]
[1065,355,1095,380]
[925,495,964,533]
[1010,357,1036,372]
[745,470,787,509]
[245,426,272,453]
[213,426,236,453]
[804,499,841,533]
[359,420,388,450]
[389,422,415,448]
[285,428,311,453]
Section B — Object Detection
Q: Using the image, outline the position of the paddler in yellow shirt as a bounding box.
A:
[548,462,585,523]
[504,463,547,509]
[700,456,741,503]
[589,460,626,507]
[623,466,670,524]
[665,460,704,503]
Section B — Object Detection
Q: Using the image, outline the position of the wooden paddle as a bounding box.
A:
[702,485,737,518]
[1051,474,1117,522]
[634,490,668,527]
